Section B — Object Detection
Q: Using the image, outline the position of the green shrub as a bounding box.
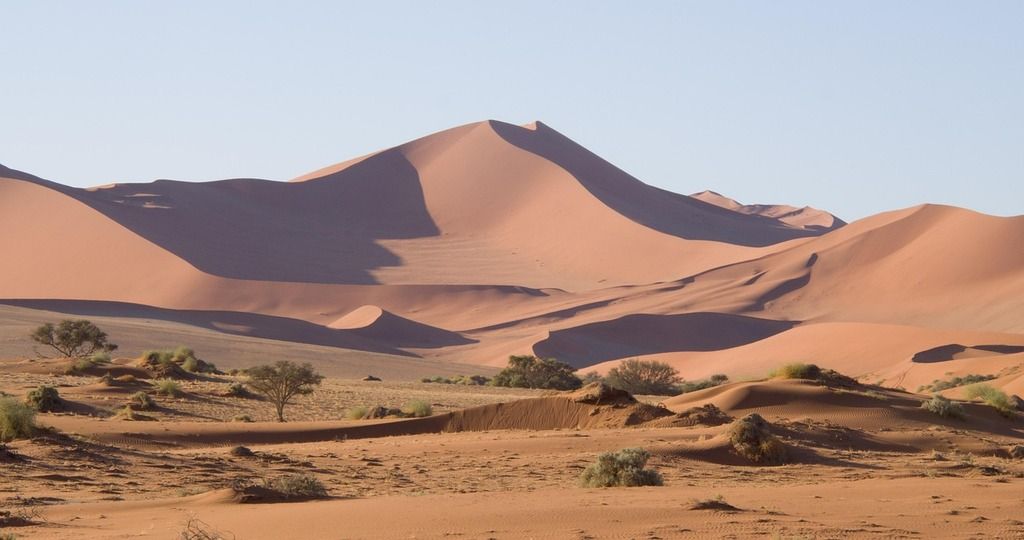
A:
[920,395,965,419]
[152,379,182,397]
[30,319,117,358]
[130,391,156,410]
[769,363,822,380]
[579,448,663,487]
[25,386,62,412]
[402,400,433,418]
[919,374,996,393]
[345,406,369,420]
[90,352,113,364]
[227,382,250,397]
[965,384,1017,417]
[728,413,787,465]
[262,473,327,499]
[604,359,682,396]
[679,374,729,394]
[181,356,200,373]
[0,398,36,442]
[492,355,582,390]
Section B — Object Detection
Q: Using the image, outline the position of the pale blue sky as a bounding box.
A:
[2,1,1021,220]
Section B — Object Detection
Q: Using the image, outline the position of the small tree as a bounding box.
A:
[492,355,582,390]
[245,361,323,422]
[31,319,117,359]
[604,358,682,395]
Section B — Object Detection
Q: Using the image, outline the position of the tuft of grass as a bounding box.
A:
[678,374,729,394]
[920,395,965,419]
[769,363,822,380]
[226,382,250,398]
[919,373,995,393]
[262,473,328,499]
[345,406,369,420]
[579,447,663,487]
[0,397,36,443]
[232,414,254,423]
[401,400,433,418]
[728,413,788,465]
[130,391,156,410]
[965,384,1017,417]
[25,386,62,412]
[181,356,200,373]
[152,379,182,397]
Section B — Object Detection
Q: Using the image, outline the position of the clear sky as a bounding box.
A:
[2,1,1021,220]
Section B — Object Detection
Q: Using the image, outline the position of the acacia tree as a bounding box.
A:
[245,361,323,422]
[491,355,582,390]
[604,358,681,395]
[30,319,117,359]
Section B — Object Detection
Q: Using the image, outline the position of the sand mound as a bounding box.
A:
[692,190,845,232]
[328,305,472,348]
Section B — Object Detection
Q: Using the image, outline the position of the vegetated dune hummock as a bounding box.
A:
[1,120,1023,389]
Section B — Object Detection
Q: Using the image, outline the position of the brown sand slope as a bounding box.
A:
[693,189,846,232]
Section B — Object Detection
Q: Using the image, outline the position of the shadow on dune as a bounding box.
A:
[912,343,1024,363]
[489,121,824,247]
[13,151,440,285]
[0,299,417,356]
[532,312,797,368]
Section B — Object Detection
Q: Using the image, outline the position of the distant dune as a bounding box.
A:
[1,120,1022,389]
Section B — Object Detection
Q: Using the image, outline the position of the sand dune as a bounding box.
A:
[692,189,846,232]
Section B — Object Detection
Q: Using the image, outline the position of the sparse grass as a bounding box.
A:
[0,397,36,443]
[678,374,729,394]
[965,384,1017,417]
[579,448,663,487]
[130,391,157,410]
[769,363,822,380]
[25,385,62,412]
[419,375,491,385]
[153,379,183,397]
[231,414,253,423]
[401,400,433,417]
[345,405,369,420]
[920,395,965,419]
[262,473,328,499]
[728,413,788,465]
[919,374,996,393]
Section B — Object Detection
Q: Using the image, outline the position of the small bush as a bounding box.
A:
[226,382,250,398]
[181,356,200,373]
[345,406,369,420]
[0,398,36,442]
[769,363,822,380]
[130,392,156,410]
[232,414,254,423]
[965,384,1017,417]
[402,400,433,417]
[604,359,682,396]
[492,355,582,390]
[262,473,327,499]
[678,374,729,394]
[25,386,62,412]
[920,395,965,419]
[728,413,787,465]
[579,448,663,487]
[919,373,996,393]
[152,379,182,397]
[90,352,113,364]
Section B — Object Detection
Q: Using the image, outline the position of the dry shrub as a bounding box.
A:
[0,398,35,443]
[920,395,965,419]
[579,448,663,487]
[728,413,787,465]
[25,386,62,412]
[261,473,328,499]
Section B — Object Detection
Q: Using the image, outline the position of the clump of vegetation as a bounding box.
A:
[245,361,323,422]
[345,406,369,420]
[30,319,117,359]
[965,384,1018,417]
[232,414,254,423]
[130,391,156,410]
[604,359,682,396]
[919,374,996,393]
[769,363,822,380]
[578,371,603,385]
[25,386,62,412]
[139,346,219,377]
[226,382,250,398]
[678,374,729,394]
[152,379,183,397]
[728,413,788,465]
[689,494,741,512]
[261,473,328,499]
[920,395,965,419]
[401,400,433,418]
[420,374,491,385]
[579,447,663,487]
[0,397,36,443]
[492,355,582,390]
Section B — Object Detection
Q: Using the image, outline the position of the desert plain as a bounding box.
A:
[1,120,1022,539]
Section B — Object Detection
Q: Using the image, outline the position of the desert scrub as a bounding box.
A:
[262,473,328,499]
[769,363,822,380]
[232,414,254,423]
[152,379,182,397]
[25,386,62,412]
[919,374,995,393]
[226,382,250,397]
[728,413,788,465]
[965,384,1017,417]
[0,397,36,442]
[130,391,156,410]
[401,400,433,417]
[579,448,663,487]
[679,374,729,394]
[345,405,369,420]
[920,395,965,419]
